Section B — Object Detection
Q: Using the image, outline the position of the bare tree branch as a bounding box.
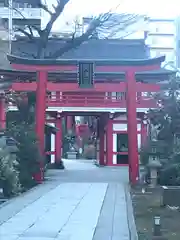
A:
[38,3,53,15]
[36,0,70,58]
[10,6,42,40]
[48,12,146,58]
[15,28,34,40]
[98,13,147,39]
[44,0,70,35]
[14,1,147,59]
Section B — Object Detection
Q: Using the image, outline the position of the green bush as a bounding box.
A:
[6,123,42,190]
[0,137,20,197]
[4,92,45,191]
[159,163,180,186]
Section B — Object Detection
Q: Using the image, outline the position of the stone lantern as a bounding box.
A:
[6,136,19,154]
[147,141,162,187]
[0,134,19,153]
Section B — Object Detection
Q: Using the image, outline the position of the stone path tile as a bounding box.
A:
[56,183,107,240]
[18,238,53,240]
[112,184,129,240]
[0,179,62,225]
[0,235,19,240]
[93,183,130,240]
[0,183,107,240]
[0,161,131,240]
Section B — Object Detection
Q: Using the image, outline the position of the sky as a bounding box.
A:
[42,0,180,31]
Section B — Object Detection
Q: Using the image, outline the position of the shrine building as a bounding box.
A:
[0,38,175,184]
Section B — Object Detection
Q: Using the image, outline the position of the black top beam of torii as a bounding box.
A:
[0,54,175,91]
[7,54,165,66]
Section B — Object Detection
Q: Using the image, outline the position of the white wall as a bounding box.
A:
[48,123,55,163]
[148,35,175,48]
[113,123,141,131]
[148,20,175,35]
[112,121,141,164]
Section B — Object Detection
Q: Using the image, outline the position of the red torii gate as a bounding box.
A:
[4,54,171,184]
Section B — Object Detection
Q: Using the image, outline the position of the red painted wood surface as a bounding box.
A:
[99,115,105,166]
[106,119,113,166]
[0,98,6,129]
[126,70,139,184]
[46,92,157,108]
[11,63,161,72]
[11,82,160,92]
[35,71,47,183]
[9,92,157,109]
[36,71,47,155]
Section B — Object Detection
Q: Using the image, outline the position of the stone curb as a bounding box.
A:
[125,184,138,240]
[0,183,40,211]
[0,199,9,210]
[0,170,63,211]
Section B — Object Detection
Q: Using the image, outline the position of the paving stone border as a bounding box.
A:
[125,185,138,240]
[0,183,43,211]
[0,199,9,210]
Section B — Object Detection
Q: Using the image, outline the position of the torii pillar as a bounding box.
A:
[99,115,105,166]
[8,59,48,183]
[36,71,47,156]
[125,62,162,184]
[126,69,139,185]
[35,71,47,182]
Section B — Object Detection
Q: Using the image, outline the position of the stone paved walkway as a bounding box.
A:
[0,159,130,240]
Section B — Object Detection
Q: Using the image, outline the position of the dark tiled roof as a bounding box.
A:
[136,68,176,75]
[11,38,150,60]
[136,69,176,83]
[7,54,165,66]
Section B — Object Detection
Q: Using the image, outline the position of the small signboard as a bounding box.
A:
[78,62,94,88]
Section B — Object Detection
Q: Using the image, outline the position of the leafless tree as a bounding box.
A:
[12,0,147,59]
